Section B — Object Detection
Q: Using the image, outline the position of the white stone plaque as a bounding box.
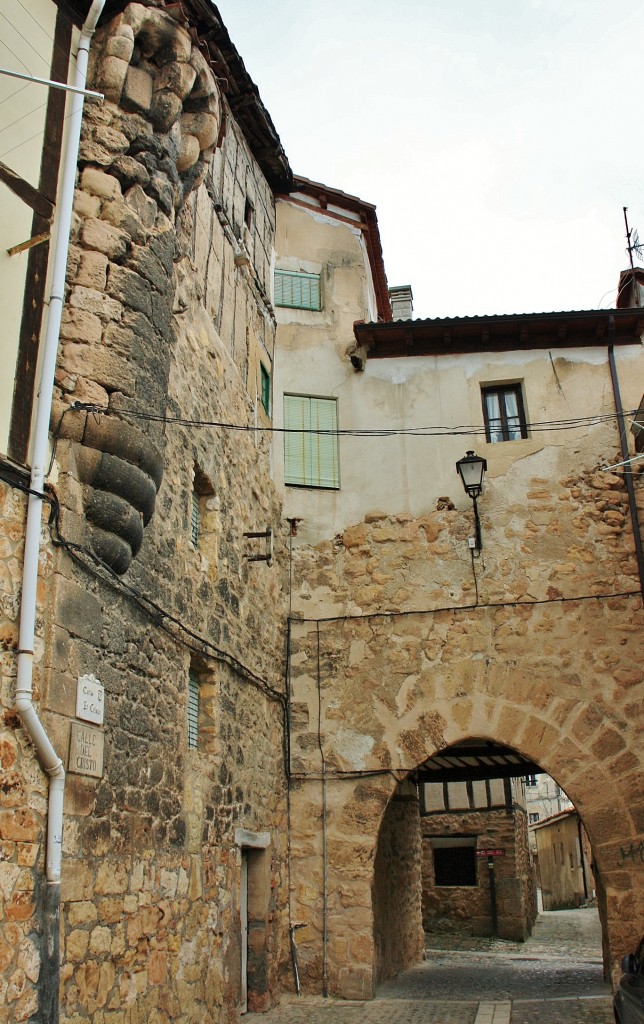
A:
[76,674,105,725]
[69,723,104,778]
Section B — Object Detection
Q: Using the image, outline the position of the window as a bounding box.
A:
[432,838,477,886]
[274,269,321,311]
[482,384,527,443]
[260,364,270,415]
[525,774,538,787]
[529,812,540,824]
[187,669,200,750]
[244,198,254,231]
[191,489,200,547]
[284,395,339,489]
[191,464,215,549]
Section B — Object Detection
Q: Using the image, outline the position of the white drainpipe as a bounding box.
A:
[14,0,106,886]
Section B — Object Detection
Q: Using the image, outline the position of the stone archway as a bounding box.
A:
[287,595,644,999]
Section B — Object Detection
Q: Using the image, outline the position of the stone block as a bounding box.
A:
[149,90,183,133]
[104,33,135,62]
[176,133,200,173]
[110,155,151,190]
[61,342,135,394]
[80,217,130,260]
[121,66,153,115]
[66,928,89,961]
[81,168,122,201]
[106,264,152,317]
[100,199,147,244]
[56,578,103,644]
[0,809,40,844]
[59,307,103,345]
[74,250,109,291]
[73,191,102,224]
[181,112,219,151]
[124,185,157,229]
[99,55,129,103]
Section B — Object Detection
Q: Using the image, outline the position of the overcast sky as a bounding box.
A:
[218,1,644,319]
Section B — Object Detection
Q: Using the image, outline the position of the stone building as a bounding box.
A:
[273,179,644,997]
[2,3,644,1021]
[1,2,293,1021]
[532,809,594,911]
[421,776,536,941]
[524,771,573,835]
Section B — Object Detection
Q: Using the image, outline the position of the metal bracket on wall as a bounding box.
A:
[243,528,273,566]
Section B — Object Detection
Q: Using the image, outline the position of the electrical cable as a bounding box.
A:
[60,400,636,441]
[291,585,643,627]
[0,98,48,143]
[0,11,56,73]
[0,465,286,708]
[13,0,81,73]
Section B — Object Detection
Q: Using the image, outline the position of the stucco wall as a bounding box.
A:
[0,0,67,457]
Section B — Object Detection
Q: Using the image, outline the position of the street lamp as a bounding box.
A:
[455,450,487,551]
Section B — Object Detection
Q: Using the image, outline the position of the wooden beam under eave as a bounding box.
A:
[0,161,54,221]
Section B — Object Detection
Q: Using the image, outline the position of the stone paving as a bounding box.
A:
[245,908,615,1024]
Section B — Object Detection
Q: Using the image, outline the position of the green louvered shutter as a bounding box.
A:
[284,395,339,489]
[187,670,199,749]
[274,270,321,311]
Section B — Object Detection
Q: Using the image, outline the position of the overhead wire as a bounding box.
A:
[0,464,287,709]
[60,401,636,441]
[13,0,81,73]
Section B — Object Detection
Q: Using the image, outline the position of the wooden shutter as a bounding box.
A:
[187,671,199,749]
[283,395,339,489]
[274,270,321,311]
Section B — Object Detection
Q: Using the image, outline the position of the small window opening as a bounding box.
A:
[433,844,477,886]
[191,489,200,547]
[191,463,214,548]
[260,364,270,415]
[188,668,200,750]
[244,198,254,231]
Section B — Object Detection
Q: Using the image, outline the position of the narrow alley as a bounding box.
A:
[246,907,613,1024]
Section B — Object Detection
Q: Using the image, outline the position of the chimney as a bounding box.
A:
[389,285,414,321]
[616,268,644,308]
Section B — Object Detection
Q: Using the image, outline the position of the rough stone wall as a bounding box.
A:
[372,784,423,987]
[1,6,289,1023]
[0,482,48,1024]
[420,807,535,941]
[287,454,644,996]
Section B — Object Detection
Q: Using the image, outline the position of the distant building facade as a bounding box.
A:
[421,777,537,941]
[533,810,594,910]
[524,772,573,839]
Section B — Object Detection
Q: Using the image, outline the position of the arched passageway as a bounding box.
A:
[371,741,603,991]
[287,596,644,1002]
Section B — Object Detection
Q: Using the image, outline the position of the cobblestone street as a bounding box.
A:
[246,908,614,1024]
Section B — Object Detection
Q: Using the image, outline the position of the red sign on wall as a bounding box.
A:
[476,848,505,857]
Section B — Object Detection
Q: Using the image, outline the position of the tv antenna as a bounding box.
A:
[623,207,644,270]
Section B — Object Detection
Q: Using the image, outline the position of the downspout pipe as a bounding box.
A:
[607,317,644,602]
[14,0,105,1015]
